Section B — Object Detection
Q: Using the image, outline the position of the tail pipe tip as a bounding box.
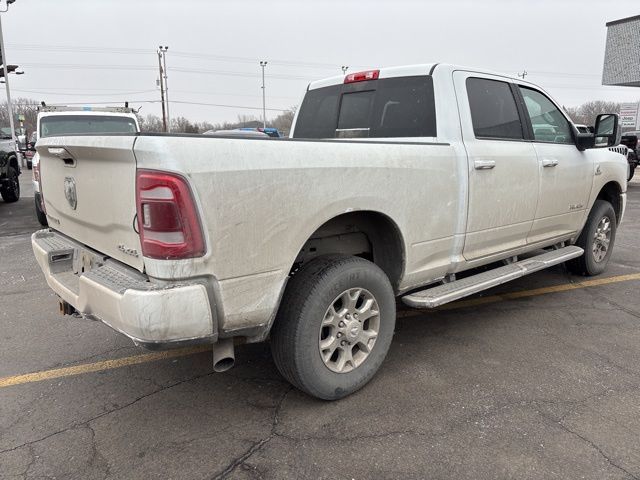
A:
[213,337,235,372]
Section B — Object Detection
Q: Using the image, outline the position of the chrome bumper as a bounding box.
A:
[31,230,215,347]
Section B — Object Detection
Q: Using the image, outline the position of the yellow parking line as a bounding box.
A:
[0,345,210,388]
[1,272,640,389]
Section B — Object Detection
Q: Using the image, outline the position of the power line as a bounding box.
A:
[7,42,361,71]
[10,99,290,112]
[12,88,157,96]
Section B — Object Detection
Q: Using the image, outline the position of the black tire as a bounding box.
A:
[567,199,617,276]
[35,196,48,226]
[628,165,635,182]
[270,255,396,400]
[0,165,20,203]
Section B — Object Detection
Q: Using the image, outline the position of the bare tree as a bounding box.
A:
[565,100,623,126]
[0,98,39,135]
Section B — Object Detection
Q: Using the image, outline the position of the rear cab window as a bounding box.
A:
[293,75,437,139]
[39,115,139,138]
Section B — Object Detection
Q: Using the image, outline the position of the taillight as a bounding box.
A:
[344,69,380,84]
[135,169,205,259]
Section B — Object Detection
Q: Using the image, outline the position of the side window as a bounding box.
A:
[519,87,573,144]
[466,77,524,140]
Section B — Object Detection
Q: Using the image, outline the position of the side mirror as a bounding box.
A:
[594,113,621,148]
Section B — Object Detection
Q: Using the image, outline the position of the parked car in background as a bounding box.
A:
[202,129,269,138]
[239,127,283,137]
[24,131,37,169]
[0,128,20,203]
[32,105,140,226]
[621,131,639,181]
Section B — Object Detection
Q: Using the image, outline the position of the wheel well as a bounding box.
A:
[596,181,622,223]
[8,155,18,171]
[292,211,405,290]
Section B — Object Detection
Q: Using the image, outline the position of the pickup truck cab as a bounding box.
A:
[32,64,626,399]
[31,105,140,226]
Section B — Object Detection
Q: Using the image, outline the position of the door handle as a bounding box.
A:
[474,160,495,170]
[542,158,559,167]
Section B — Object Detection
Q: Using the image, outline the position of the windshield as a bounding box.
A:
[39,115,138,138]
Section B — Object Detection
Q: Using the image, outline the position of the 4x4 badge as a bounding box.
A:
[64,177,77,210]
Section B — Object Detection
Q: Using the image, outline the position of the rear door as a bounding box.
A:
[37,135,143,271]
[453,72,540,261]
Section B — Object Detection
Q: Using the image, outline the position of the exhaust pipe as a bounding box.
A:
[59,299,76,316]
[212,338,235,372]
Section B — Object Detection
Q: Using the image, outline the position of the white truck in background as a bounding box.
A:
[32,64,626,400]
[31,105,140,225]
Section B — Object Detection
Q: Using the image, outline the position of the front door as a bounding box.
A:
[516,85,593,243]
[453,72,539,261]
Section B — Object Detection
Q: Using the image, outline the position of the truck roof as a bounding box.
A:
[38,105,138,115]
[307,63,524,90]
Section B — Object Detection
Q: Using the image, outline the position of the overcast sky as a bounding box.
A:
[2,0,639,124]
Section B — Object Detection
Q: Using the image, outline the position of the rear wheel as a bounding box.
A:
[567,199,616,276]
[0,165,20,203]
[270,255,396,400]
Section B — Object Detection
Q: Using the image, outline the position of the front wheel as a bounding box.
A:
[270,255,396,400]
[567,199,617,276]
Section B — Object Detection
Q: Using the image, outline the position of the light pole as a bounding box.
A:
[159,46,170,132]
[260,61,267,129]
[0,3,18,162]
[341,65,349,75]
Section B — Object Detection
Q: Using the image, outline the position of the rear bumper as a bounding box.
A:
[32,229,216,347]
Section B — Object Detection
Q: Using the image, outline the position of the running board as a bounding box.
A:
[402,246,584,309]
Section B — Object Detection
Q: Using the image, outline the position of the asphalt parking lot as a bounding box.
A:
[1,170,640,480]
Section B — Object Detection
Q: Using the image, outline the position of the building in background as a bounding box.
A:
[603,14,640,130]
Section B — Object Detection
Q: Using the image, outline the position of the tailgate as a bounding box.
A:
[37,135,144,271]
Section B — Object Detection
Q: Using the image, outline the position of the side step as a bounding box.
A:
[402,246,583,309]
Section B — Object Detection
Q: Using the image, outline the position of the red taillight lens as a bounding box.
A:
[344,69,380,84]
[135,169,205,259]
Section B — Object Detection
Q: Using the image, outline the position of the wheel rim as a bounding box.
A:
[318,288,380,374]
[592,215,611,263]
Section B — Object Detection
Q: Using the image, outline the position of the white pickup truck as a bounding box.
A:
[31,105,140,226]
[32,64,626,400]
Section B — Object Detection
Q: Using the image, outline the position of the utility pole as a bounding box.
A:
[157,48,167,132]
[260,61,267,129]
[0,12,18,164]
[341,65,349,75]
[159,46,170,132]
[517,70,528,79]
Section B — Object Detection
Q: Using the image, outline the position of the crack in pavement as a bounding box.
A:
[553,419,640,480]
[0,370,215,457]
[210,386,293,480]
